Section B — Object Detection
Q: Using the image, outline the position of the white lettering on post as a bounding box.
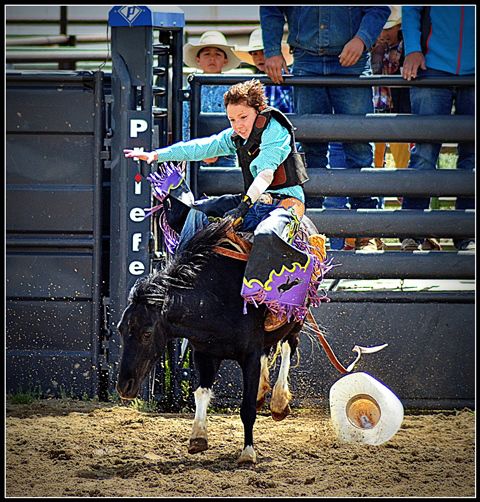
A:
[128,117,149,279]
[130,119,148,138]
[129,207,145,222]
[129,261,145,275]
[132,233,142,252]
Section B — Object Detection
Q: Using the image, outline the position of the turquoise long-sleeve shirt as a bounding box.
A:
[155,117,305,202]
[402,6,474,75]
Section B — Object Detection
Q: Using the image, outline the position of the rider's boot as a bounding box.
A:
[264,312,289,332]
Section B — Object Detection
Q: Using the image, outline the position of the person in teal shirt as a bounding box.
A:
[124,79,317,331]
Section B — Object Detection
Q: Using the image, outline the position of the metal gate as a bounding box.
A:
[5,6,186,401]
[6,70,108,397]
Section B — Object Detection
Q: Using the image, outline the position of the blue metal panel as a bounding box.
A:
[6,300,93,350]
[108,6,184,28]
[7,188,94,233]
[7,253,93,299]
[6,354,96,397]
[6,86,95,133]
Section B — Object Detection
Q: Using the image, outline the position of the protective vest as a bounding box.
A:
[231,107,309,192]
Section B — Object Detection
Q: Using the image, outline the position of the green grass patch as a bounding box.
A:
[8,387,42,404]
[129,397,159,413]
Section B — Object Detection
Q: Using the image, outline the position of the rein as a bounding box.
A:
[305,310,349,374]
[213,245,249,261]
[306,310,388,374]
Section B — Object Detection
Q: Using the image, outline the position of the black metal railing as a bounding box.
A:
[185,73,475,288]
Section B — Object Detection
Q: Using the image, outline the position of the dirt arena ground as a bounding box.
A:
[6,399,475,498]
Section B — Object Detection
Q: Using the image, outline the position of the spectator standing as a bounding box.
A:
[234,27,294,113]
[400,6,475,251]
[182,30,241,167]
[260,6,391,250]
[371,6,411,170]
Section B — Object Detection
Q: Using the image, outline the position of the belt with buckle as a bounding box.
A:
[258,193,289,204]
[258,193,274,204]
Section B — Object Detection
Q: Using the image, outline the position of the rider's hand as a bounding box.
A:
[223,195,253,228]
[123,149,157,164]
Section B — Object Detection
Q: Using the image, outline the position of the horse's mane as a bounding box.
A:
[129,219,232,307]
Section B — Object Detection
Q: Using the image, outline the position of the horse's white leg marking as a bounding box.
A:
[270,341,293,420]
[238,445,257,464]
[190,387,212,441]
[256,355,271,407]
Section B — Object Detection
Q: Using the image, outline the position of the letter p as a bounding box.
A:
[130,119,148,138]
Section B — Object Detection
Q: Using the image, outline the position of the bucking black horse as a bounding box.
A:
[116,219,319,464]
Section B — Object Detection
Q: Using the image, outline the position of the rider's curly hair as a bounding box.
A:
[223,79,268,111]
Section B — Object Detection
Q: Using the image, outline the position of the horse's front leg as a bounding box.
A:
[270,336,297,421]
[238,351,261,464]
[188,352,221,454]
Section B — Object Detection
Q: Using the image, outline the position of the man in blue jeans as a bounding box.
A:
[400,6,475,251]
[259,6,390,250]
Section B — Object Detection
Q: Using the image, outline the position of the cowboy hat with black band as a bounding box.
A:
[183,30,242,71]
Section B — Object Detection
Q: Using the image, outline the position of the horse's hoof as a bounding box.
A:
[256,396,266,411]
[188,437,208,454]
[237,445,257,465]
[271,404,291,421]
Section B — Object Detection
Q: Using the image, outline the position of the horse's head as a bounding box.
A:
[116,285,168,400]
[116,220,232,399]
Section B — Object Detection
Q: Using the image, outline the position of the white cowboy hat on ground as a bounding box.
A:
[329,372,404,445]
[384,5,402,29]
[183,30,242,71]
[234,27,294,67]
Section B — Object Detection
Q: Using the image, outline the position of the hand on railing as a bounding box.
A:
[264,54,290,84]
[401,52,427,81]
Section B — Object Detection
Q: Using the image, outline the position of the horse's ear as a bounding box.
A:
[117,303,133,332]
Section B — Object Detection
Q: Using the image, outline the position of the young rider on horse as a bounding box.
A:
[124,79,323,332]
